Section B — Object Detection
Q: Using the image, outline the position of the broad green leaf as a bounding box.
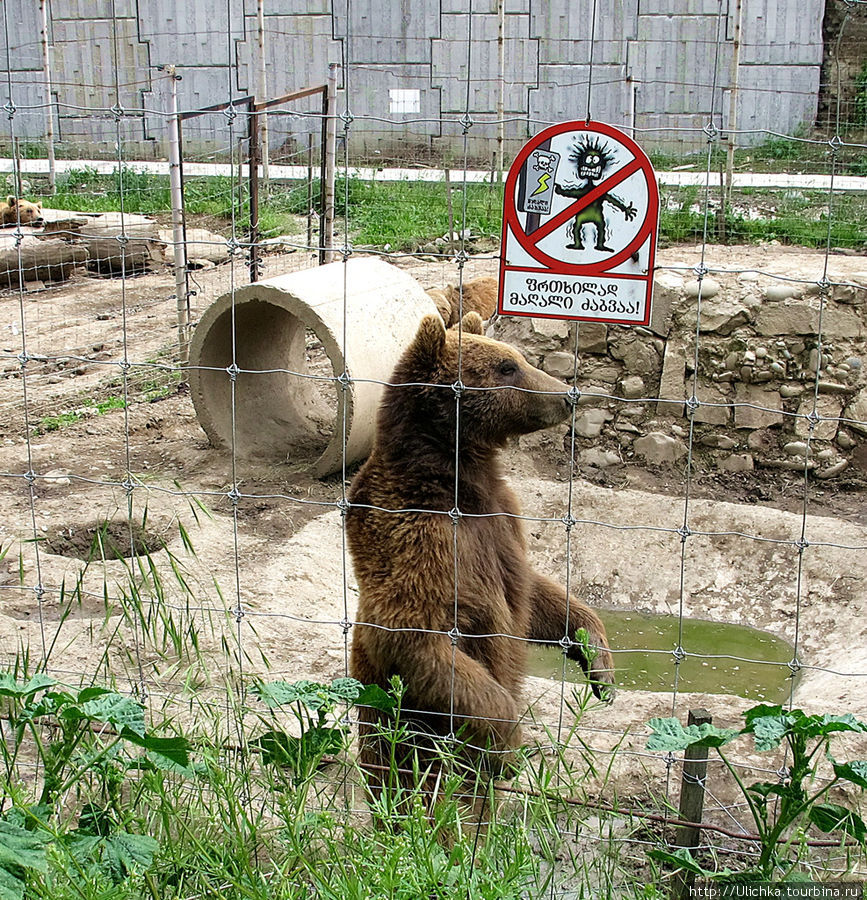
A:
[0,820,49,873]
[809,803,867,843]
[645,717,739,752]
[0,865,24,900]
[831,758,867,790]
[0,672,56,699]
[356,684,396,712]
[748,715,789,751]
[646,847,712,877]
[328,678,364,702]
[81,693,146,737]
[119,730,193,775]
[253,727,344,771]
[252,679,328,709]
[101,832,158,883]
[77,687,112,704]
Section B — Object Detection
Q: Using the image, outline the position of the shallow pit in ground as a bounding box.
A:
[43,519,174,561]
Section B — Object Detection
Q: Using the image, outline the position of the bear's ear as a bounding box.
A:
[407,314,446,369]
[35,203,42,212]
[6,196,15,206]
[458,311,484,335]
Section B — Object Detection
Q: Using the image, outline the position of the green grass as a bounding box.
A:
[31,163,867,252]
[34,395,126,434]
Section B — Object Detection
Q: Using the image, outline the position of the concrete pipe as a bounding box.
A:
[188,257,438,476]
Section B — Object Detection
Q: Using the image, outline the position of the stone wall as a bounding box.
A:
[489,262,867,482]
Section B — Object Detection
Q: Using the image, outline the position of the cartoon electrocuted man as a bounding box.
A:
[555,136,637,252]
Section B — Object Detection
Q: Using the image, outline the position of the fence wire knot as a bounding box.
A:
[686,395,700,415]
[336,497,349,517]
[693,263,708,279]
[223,105,237,124]
[454,248,469,268]
[806,408,821,430]
[16,351,29,367]
[225,237,240,256]
[3,100,15,119]
[227,486,241,506]
[795,536,809,552]
[339,617,352,635]
[448,626,461,646]
[817,276,831,296]
[24,469,36,486]
[703,121,718,141]
[682,770,706,788]
[677,525,691,543]
[35,583,45,601]
[567,386,581,407]
[558,635,574,652]
[562,513,577,532]
[115,233,130,247]
[451,379,465,398]
[828,134,842,152]
[788,657,802,676]
[339,245,353,261]
[672,645,686,664]
[226,363,240,381]
[121,478,135,497]
[460,112,474,134]
[336,371,351,390]
[119,359,131,373]
[448,506,462,525]
[232,605,245,623]
[110,102,125,121]
[340,110,354,129]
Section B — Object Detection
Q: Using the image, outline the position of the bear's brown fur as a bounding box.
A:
[428,276,498,327]
[0,196,43,227]
[347,312,613,788]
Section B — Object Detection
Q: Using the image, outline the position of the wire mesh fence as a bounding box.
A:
[0,0,866,896]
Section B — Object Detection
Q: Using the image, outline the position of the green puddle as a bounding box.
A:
[527,609,800,702]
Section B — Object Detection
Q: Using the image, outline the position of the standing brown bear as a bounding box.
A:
[347,311,613,786]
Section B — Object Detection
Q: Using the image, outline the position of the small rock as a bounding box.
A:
[783,441,809,457]
[837,430,857,449]
[684,276,720,299]
[574,408,612,439]
[619,375,645,399]
[700,434,738,450]
[633,432,688,464]
[764,283,799,301]
[577,448,622,468]
[780,384,804,398]
[543,352,577,380]
[816,459,849,479]
[718,453,754,473]
[816,381,850,394]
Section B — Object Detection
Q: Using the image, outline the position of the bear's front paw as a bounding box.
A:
[568,630,616,703]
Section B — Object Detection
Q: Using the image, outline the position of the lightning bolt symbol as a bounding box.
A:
[531,173,550,197]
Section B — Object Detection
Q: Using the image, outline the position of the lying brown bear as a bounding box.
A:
[0,196,44,227]
[347,312,613,787]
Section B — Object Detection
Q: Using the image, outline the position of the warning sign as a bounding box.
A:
[498,121,659,326]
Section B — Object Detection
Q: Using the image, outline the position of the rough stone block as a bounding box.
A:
[657,343,686,417]
[794,395,842,440]
[734,384,783,429]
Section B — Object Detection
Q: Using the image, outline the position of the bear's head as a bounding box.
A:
[380,313,572,453]
[4,196,43,226]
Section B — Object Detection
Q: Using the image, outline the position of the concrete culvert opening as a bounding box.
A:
[44,520,171,562]
[191,301,338,463]
[188,258,439,476]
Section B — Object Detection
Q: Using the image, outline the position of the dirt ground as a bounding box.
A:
[1,242,866,834]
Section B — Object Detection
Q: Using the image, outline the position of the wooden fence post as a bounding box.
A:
[672,708,711,900]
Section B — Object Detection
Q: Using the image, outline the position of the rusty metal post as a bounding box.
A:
[248,99,260,283]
